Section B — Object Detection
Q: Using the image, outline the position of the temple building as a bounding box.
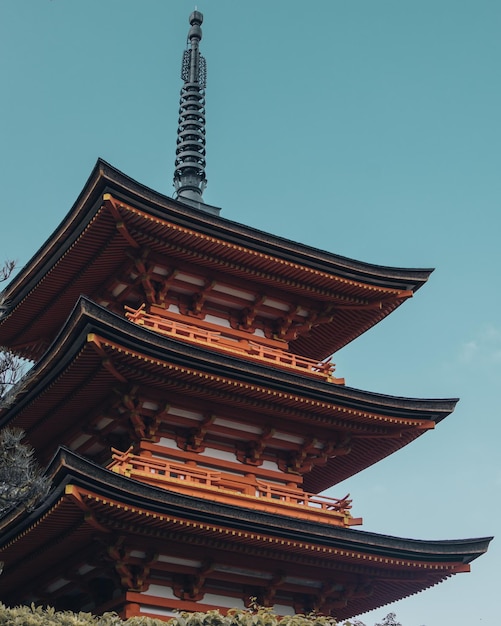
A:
[0,11,491,622]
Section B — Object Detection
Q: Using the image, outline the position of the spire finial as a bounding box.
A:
[173,11,207,204]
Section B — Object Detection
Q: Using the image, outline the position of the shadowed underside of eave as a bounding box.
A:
[0,160,433,361]
[0,298,457,491]
[0,449,491,620]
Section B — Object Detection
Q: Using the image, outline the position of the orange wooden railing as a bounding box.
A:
[125,305,344,384]
[108,449,360,526]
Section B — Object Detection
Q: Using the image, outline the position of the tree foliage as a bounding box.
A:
[0,261,50,517]
[374,614,401,626]
[0,427,51,516]
[0,604,407,626]
[0,347,23,402]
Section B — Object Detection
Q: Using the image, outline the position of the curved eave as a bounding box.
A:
[0,449,490,620]
[0,160,433,359]
[0,298,458,490]
[2,159,433,300]
[0,447,491,565]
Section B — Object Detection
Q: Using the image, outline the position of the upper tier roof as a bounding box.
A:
[0,159,433,361]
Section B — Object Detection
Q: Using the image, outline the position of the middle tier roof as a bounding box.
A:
[0,297,458,493]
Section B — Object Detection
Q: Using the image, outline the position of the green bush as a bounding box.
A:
[0,604,130,626]
[0,603,390,626]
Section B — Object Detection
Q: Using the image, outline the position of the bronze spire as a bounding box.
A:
[173,11,207,204]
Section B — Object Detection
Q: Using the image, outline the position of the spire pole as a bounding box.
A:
[173,11,207,203]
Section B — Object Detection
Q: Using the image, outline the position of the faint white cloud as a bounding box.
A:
[459,340,478,364]
[458,325,501,366]
[483,325,501,342]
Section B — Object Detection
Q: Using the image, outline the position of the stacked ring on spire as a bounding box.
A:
[174,81,207,190]
[173,12,208,202]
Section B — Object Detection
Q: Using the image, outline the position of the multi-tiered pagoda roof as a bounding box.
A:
[0,10,491,622]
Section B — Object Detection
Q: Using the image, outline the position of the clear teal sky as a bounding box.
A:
[1,2,500,625]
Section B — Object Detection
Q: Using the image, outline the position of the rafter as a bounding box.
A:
[103,194,140,249]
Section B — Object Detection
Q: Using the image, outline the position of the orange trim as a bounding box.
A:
[64,484,111,532]
[125,305,343,384]
[139,441,304,484]
[108,194,409,297]
[75,486,462,571]
[95,335,434,429]
[126,592,232,615]
[107,449,356,527]
[103,195,140,249]
[149,304,287,348]
[87,333,128,382]
[123,603,142,619]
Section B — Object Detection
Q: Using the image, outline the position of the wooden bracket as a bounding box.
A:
[239,294,266,330]
[280,433,352,473]
[237,426,276,465]
[173,560,213,601]
[116,386,162,441]
[190,280,216,316]
[180,413,215,452]
[262,571,286,606]
[107,538,156,592]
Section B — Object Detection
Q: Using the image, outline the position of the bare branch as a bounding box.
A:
[0,259,16,282]
[0,348,24,400]
[0,260,25,402]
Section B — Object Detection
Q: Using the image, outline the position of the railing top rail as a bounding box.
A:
[109,451,352,514]
[125,306,343,383]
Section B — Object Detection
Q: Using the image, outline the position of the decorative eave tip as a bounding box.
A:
[173,10,215,212]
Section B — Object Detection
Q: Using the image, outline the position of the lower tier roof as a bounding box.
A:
[0,448,491,620]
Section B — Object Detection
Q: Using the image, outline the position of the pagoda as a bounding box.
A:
[0,11,491,622]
